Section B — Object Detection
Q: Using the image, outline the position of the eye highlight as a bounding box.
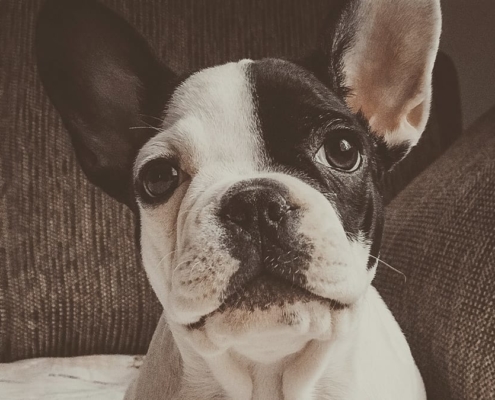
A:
[316,132,362,172]
[137,158,180,203]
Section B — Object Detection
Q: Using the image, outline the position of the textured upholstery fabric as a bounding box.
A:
[375,106,495,400]
[0,0,461,363]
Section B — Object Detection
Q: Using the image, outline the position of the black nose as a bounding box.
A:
[220,179,294,233]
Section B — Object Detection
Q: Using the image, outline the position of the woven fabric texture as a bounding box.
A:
[1,0,460,363]
[375,106,495,400]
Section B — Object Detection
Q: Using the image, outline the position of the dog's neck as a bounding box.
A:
[170,324,360,400]
[138,288,412,400]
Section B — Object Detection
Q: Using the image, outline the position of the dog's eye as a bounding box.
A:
[141,160,179,199]
[316,133,362,172]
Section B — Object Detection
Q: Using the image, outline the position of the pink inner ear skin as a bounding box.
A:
[343,55,433,146]
[335,0,441,149]
[407,100,426,129]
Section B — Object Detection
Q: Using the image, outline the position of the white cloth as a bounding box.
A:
[0,355,142,400]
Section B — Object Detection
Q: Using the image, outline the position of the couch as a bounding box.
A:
[0,1,493,399]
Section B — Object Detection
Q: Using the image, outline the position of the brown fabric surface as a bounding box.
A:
[1,0,461,363]
[375,106,495,400]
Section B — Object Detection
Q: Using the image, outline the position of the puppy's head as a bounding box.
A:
[37,0,441,361]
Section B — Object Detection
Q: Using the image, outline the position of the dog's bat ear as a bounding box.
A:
[303,0,442,167]
[36,0,177,206]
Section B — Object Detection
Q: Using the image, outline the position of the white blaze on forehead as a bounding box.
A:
[135,60,265,175]
[135,60,268,323]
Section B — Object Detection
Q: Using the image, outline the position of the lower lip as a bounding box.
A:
[185,275,347,330]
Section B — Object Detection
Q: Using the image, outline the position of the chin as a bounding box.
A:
[176,275,357,363]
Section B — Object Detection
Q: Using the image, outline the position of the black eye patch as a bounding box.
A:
[249,58,384,268]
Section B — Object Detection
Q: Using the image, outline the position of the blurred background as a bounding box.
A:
[440,0,495,128]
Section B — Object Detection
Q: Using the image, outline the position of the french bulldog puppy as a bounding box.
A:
[37,0,441,399]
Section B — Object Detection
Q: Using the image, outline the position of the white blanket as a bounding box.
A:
[0,355,142,400]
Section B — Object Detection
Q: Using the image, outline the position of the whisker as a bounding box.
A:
[188,260,202,281]
[151,248,176,282]
[326,229,407,283]
[139,114,164,123]
[129,126,162,132]
[176,209,195,220]
[155,249,177,270]
[368,254,407,283]
[173,258,192,273]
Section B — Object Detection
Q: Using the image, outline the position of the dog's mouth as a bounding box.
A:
[186,273,347,330]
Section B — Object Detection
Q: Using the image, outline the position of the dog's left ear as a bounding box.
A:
[307,0,441,165]
[36,0,177,206]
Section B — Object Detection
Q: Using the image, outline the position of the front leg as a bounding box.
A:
[124,315,183,400]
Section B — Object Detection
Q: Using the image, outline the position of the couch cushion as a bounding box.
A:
[0,0,461,362]
[375,106,495,400]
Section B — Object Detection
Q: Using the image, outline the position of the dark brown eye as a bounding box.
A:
[317,133,362,171]
[142,159,179,199]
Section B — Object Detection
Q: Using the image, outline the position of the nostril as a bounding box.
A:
[225,212,247,224]
[267,200,288,222]
[224,209,248,225]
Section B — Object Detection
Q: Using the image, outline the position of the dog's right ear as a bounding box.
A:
[302,0,441,168]
[36,0,177,207]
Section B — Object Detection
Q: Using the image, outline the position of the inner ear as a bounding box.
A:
[302,0,441,166]
[36,0,178,206]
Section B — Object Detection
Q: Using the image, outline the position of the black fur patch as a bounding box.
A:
[248,59,384,268]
